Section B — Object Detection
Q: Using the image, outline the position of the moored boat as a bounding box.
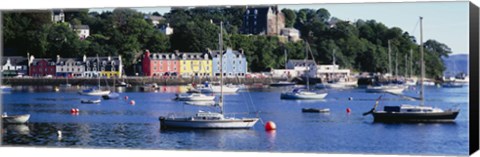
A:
[281,88,328,99]
[365,84,406,94]
[270,81,296,87]
[81,99,101,104]
[302,108,330,113]
[176,93,216,101]
[2,113,30,124]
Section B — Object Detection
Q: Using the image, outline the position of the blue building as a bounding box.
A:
[210,48,247,77]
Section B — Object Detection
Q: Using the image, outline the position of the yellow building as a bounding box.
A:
[178,52,212,77]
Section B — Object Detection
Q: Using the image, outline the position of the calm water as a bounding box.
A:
[1,85,469,155]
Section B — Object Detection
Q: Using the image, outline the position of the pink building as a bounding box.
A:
[29,59,56,77]
[142,50,179,77]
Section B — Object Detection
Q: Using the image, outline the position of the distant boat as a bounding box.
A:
[281,88,328,100]
[141,83,159,91]
[116,81,130,87]
[81,99,101,104]
[442,81,463,88]
[363,17,460,123]
[302,108,330,113]
[2,113,30,124]
[270,81,296,87]
[175,93,216,101]
[316,80,358,89]
[1,85,12,93]
[210,84,239,93]
[102,92,120,99]
[365,84,406,94]
[79,87,111,96]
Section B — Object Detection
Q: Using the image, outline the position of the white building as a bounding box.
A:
[286,59,317,77]
[55,55,85,77]
[1,57,28,76]
[160,23,174,36]
[73,25,90,40]
[315,64,351,80]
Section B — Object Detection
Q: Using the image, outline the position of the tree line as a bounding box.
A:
[2,7,452,78]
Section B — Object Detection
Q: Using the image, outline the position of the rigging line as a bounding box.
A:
[411,19,420,36]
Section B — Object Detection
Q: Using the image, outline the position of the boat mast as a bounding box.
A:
[404,54,407,78]
[305,41,309,90]
[419,16,425,105]
[97,54,100,89]
[284,49,287,69]
[219,21,224,114]
[410,49,413,78]
[395,51,398,79]
[388,40,392,76]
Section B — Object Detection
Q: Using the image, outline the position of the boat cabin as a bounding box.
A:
[194,112,224,120]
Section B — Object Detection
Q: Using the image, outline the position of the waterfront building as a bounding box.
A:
[142,50,179,77]
[1,56,28,77]
[28,57,56,77]
[242,5,285,36]
[72,25,90,40]
[315,64,351,80]
[286,59,317,78]
[55,55,85,77]
[83,55,122,78]
[210,48,247,77]
[178,51,212,77]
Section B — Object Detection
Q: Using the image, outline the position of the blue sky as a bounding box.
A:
[90,1,469,55]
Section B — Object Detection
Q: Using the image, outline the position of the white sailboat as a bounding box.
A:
[159,21,259,129]
[281,42,328,99]
[79,55,111,96]
[366,40,406,94]
[315,49,357,89]
[175,93,216,101]
[363,17,460,122]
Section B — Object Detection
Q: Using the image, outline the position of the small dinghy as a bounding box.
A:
[2,113,30,124]
[81,99,101,104]
[302,108,330,113]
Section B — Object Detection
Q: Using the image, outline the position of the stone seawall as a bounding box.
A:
[2,77,281,86]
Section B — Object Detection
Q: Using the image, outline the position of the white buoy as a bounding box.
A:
[57,130,62,138]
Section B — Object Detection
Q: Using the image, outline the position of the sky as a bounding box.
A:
[90,1,469,55]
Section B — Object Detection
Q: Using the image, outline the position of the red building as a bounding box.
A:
[29,59,56,77]
[142,50,179,77]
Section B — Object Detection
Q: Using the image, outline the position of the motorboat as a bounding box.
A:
[81,99,101,104]
[102,92,120,99]
[365,84,406,94]
[302,108,330,113]
[2,113,30,124]
[176,93,216,101]
[442,81,464,88]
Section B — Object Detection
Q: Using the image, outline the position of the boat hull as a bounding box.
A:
[365,86,406,94]
[159,117,258,129]
[211,86,239,93]
[176,94,215,101]
[280,92,327,99]
[2,114,30,124]
[79,90,111,96]
[372,111,459,122]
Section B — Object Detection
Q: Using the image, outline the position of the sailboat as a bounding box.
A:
[79,55,111,96]
[159,21,259,129]
[281,42,328,100]
[103,76,120,99]
[366,40,407,94]
[363,17,460,122]
[315,49,357,89]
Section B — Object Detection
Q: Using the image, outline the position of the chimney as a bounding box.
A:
[239,48,244,55]
[83,54,87,62]
[56,55,60,63]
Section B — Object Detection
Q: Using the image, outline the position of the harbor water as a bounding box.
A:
[1,85,469,155]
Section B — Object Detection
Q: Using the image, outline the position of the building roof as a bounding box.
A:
[209,49,246,58]
[73,25,90,30]
[1,56,28,66]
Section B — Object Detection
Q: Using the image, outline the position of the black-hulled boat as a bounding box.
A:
[363,17,460,123]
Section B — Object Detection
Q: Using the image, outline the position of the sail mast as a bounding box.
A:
[388,40,392,76]
[419,16,425,105]
[219,21,224,114]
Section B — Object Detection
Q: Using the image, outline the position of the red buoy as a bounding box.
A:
[265,121,276,131]
[70,108,76,113]
[75,108,80,113]
[346,108,351,113]
[130,100,136,105]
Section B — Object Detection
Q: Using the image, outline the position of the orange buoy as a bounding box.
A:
[265,121,276,131]
[124,96,129,100]
[346,108,351,113]
[130,100,135,105]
